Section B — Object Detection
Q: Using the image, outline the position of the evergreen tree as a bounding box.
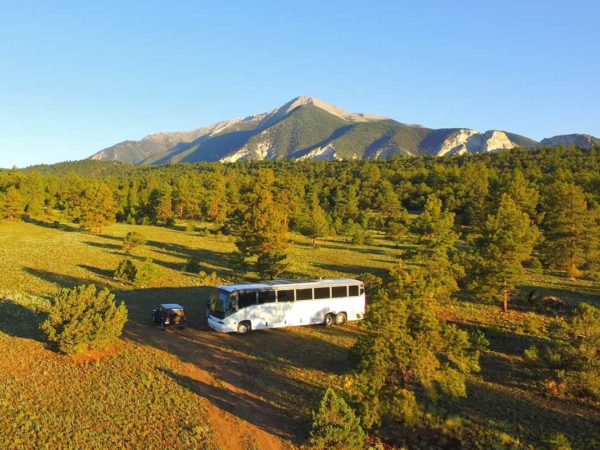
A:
[301,192,330,246]
[230,169,288,278]
[469,194,539,313]
[79,182,115,233]
[122,231,147,253]
[147,187,173,225]
[1,186,23,220]
[308,388,365,450]
[497,169,539,221]
[540,181,597,278]
[40,285,128,355]
[525,303,600,400]
[392,196,461,300]
[351,292,484,428]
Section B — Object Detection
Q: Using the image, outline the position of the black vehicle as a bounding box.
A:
[152,304,186,329]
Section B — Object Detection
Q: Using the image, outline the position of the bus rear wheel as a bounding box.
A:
[324,313,335,327]
[335,312,347,326]
[237,321,251,334]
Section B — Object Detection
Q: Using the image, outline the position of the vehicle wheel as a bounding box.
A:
[237,322,250,334]
[324,313,334,327]
[335,312,347,326]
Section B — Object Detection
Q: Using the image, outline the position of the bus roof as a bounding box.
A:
[217,278,362,292]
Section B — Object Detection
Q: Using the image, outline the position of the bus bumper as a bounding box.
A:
[207,315,228,333]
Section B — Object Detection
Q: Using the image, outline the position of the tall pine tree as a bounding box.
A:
[540,181,597,278]
[231,169,288,279]
[469,194,539,313]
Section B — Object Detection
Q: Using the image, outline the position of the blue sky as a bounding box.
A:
[1,0,599,168]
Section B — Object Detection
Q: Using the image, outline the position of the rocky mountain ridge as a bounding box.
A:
[89,97,598,165]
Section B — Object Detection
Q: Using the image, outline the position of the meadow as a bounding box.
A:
[1,219,599,449]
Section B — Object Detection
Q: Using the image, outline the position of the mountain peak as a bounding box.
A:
[273,95,387,123]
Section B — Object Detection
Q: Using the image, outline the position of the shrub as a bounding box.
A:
[198,271,223,286]
[524,303,600,400]
[359,272,384,294]
[122,231,147,253]
[115,258,160,285]
[40,285,127,355]
[135,258,160,285]
[546,432,572,450]
[351,229,373,245]
[185,222,196,233]
[308,387,365,450]
[115,258,137,282]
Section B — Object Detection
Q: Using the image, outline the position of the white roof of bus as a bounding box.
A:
[217,278,361,292]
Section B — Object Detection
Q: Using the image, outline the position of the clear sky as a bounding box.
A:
[1,0,599,168]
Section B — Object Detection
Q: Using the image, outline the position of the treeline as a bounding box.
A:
[1,146,599,277]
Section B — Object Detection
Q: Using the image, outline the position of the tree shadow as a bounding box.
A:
[313,262,388,277]
[23,267,107,290]
[0,297,46,343]
[78,264,115,279]
[82,241,123,252]
[22,216,80,233]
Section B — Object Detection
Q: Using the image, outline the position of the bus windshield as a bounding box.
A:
[209,289,234,319]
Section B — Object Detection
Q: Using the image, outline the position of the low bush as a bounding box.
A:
[308,387,365,450]
[122,231,147,253]
[135,258,160,285]
[40,285,127,355]
[114,258,160,285]
[524,303,600,401]
[114,258,137,282]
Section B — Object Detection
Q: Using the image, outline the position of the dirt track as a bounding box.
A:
[123,289,360,450]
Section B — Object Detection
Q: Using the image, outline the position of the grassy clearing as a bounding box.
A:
[1,220,599,449]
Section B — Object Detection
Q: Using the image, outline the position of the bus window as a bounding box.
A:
[349,285,359,297]
[277,290,294,302]
[332,286,348,298]
[296,288,313,301]
[238,291,257,309]
[258,290,276,304]
[360,286,364,295]
[314,287,330,299]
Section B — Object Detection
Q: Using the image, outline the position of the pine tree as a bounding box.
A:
[147,187,173,225]
[391,196,461,301]
[308,388,365,450]
[79,182,115,233]
[1,186,23,220]
[525,303,600,400]
[497,169,539,221]
[540,181,597,278]
[301,192,330,246]
[469,194,539,313]
[40,285,128,355]
[231,169,289,279]
[351,292,484,428]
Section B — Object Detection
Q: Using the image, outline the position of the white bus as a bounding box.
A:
[208,278,365,334]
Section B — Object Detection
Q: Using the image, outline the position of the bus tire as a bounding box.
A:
[335,312,347,326]
[237,321,251,335]
[324,313,335,327]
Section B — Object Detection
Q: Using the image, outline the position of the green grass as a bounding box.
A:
[1,219,599,449]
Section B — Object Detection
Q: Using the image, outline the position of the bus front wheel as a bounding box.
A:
[335,312,347,326]
[237,321,251,334]
[324,314,335,327]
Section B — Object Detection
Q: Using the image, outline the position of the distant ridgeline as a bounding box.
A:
[4,145,599,229]
[88,96,599,165]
